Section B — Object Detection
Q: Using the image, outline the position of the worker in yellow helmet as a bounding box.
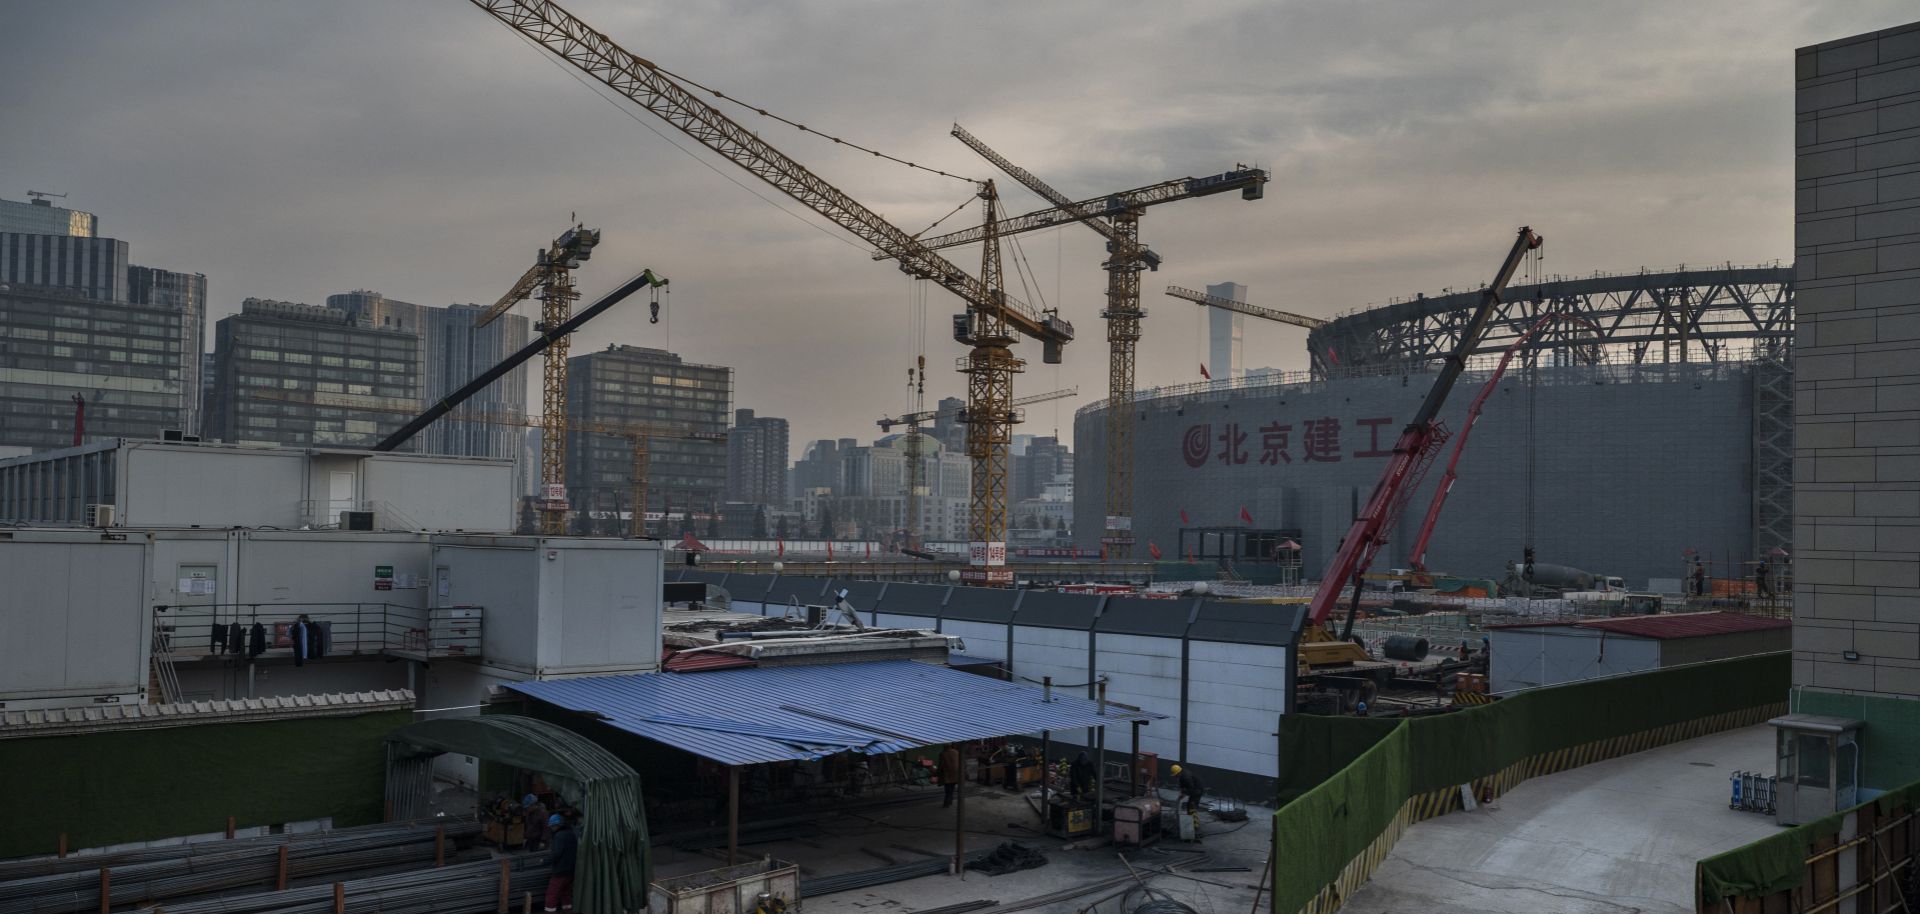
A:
[1172,763,1205,813]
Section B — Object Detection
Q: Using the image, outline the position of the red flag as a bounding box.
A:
[827,540,834,559]
[1239,506,1254,524]
[1179,508,1191,525]
[865,541,872,559]
[1148,540,1163,560]
[1199,363,1211,380]
[776,538,784,557]
[1100,544,1108,561]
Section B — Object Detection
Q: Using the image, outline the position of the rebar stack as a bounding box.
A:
[0,820,482,914]
[127,855,551,914]
[0,820,480,882]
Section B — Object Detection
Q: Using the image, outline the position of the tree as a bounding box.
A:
[818,505,835,540]
[775,515,791,540]
[752,505,769,539]
[705,505,721,539]
[515,498,537,535]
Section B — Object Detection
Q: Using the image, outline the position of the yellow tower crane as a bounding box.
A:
[897,127,1266,558]
[465,0,1074,573]
[474,224,604,534]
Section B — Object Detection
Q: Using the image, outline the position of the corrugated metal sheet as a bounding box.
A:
[507,659,1163,766]
[1491,611,1790,640]
[0,690,415,737]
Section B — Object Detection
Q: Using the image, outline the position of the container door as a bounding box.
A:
[329,470,356,521]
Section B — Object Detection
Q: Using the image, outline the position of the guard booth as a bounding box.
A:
[1770,713,1862,826]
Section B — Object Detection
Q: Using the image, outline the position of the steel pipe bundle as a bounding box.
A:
[128,854,551,914]
[0,827,476,914]
[0,820,480,882]
[800,852,990,898]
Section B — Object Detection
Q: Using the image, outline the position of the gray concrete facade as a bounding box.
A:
[1794,22,1920,704]
[1075,361,1757,589]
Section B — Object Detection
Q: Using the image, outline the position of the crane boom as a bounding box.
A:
[875,169,1268,258]
[1163,285,1327,331]
[467,0,1072,359]
[949,124,1123,245]
[1305,227,1542,626]
[878,386,1077,430]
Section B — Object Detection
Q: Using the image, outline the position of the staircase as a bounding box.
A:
[149,630,183,704]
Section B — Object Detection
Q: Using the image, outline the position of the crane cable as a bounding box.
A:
[642,61,981,184]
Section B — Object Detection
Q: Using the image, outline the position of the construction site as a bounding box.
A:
[4,4,1920,914]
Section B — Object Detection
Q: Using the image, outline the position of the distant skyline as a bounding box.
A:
[3,1,1907,461]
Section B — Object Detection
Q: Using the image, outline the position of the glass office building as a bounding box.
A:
[565,345,731,518]
[207,299,422,449]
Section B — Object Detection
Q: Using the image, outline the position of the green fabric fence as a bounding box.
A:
[2,709,408,859]
[1270,652,1790,914]
[1698,776,1920,903]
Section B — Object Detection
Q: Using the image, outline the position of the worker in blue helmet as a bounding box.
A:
[522,794,550,850]
[544,813,578,913]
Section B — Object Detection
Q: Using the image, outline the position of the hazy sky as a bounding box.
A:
[3,1,1908,458]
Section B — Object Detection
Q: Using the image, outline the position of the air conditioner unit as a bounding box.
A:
[87,504,115,527]
[340,510,376,531]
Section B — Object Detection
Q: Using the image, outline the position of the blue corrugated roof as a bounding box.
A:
[507,659,1163,766]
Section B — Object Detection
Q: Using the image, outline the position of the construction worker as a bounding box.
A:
[544,813,577,913]
[938,745,962,808]
[1755,558,1773,598]
[522,794,549,850]
[1172,764,1204,814]
[1693,561,1707,597]
[1069,751,1095,801]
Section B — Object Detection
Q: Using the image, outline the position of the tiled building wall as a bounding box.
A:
[1795,22,1920,700]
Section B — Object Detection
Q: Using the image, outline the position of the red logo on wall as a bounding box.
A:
[1181,425,1211,467]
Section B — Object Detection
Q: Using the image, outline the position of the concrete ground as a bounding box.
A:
[1341,724,1784,914]
[650,782,1275,913]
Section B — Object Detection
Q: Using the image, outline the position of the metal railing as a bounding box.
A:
[151,602,482,661]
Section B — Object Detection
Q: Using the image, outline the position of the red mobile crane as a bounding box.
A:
[1299,227,1543,668]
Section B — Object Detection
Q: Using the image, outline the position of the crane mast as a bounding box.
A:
[962,180,1019,566]
[1304,227,1542,632]
[930,130,1267,559]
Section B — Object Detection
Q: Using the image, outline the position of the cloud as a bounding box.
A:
[1,0,1909,458]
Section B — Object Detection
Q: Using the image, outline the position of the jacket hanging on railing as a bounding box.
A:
[311,621,329,658]
[212,622,226,654]
[227,622,245,655]
[289,621,307,667]
[248,623,267,658]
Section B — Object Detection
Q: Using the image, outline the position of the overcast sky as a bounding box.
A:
[3,1,1908,458]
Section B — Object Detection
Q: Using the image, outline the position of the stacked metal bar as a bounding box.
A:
[0,820,480,881]
[800,851,993,898]
[0,823,484,914]
[126,855,551,914]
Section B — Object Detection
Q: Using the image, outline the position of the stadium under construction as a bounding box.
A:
[1074,265,1796,590]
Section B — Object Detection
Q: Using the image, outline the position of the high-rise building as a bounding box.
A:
[1792,22,1920,789]
[0,283,195,449]
[127,266,207,434]
[0,232,129,302]
[931,395,967,453]
[0,199,204,449]
[1206,281,1246,380]
[0,194,96,237]
[327,292,531,460]
[207,298,422,448]
[725,408,789,507]
[565,345,731,518]
[422,304,530,459]
[838,434,970,541]
[790,438,847,499]
[1015,435,1071,503]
